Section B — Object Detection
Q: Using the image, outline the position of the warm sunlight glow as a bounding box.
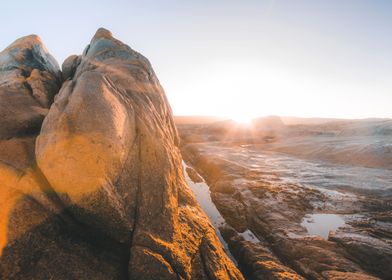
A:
[229,113,254,125]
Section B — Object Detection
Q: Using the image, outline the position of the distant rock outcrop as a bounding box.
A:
[0,29,242,279]
[252,116,285,131]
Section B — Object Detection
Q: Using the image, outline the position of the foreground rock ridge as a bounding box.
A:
[0,28,243,279]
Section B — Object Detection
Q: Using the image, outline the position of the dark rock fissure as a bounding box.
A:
[127,127,142,279]
[198,241,213,280]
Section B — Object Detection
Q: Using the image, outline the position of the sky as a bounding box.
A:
[1,0,391,120]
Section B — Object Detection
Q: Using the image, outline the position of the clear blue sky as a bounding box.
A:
[1,0,391,119]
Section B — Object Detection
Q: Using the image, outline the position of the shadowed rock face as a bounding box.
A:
[0,35,61,139]
[0,29,242,279]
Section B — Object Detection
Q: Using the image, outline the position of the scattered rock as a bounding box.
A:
[221,225,303,280]
[330,228,392,279]
[181,142,386,279]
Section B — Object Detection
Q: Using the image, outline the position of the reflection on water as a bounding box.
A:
[239,229,260,243]
[183,161,262,264]
[182,162,236,263]
[301,214,345,239]
[183,166,225,229]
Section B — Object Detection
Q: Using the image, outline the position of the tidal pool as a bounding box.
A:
[183,161,262,264]
[182,162,236,263]
[301,214,346,239]
[239,229,260,243]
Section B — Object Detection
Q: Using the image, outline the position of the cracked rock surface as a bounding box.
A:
[0,28,242,280]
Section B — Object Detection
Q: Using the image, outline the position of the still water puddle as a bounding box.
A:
[183,162,261,263]
[239,229,259,243]
[301,214,346,239]
[182,162,235,262]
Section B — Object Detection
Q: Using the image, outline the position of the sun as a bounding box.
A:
[229,114,255,125]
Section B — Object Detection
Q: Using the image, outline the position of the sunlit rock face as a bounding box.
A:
[0,35,62,258]
[0,29,242,279]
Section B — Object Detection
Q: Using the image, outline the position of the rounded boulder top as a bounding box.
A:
[0,34,60,76]
[4,34,44,51]
[93,27,113,40]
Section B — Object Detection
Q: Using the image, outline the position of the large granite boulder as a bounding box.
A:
[0,35,61,138]
[0,29,242,279]
[0,34,62,260]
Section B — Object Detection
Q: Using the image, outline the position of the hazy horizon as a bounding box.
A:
[173,114,391,121]
[2,0,391,120]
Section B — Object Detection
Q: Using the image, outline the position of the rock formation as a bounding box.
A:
[0,28,242,279]
[181,141,387,279]
[0,34,62,259]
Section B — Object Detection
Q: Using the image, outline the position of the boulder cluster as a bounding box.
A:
[0,28,242,280]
